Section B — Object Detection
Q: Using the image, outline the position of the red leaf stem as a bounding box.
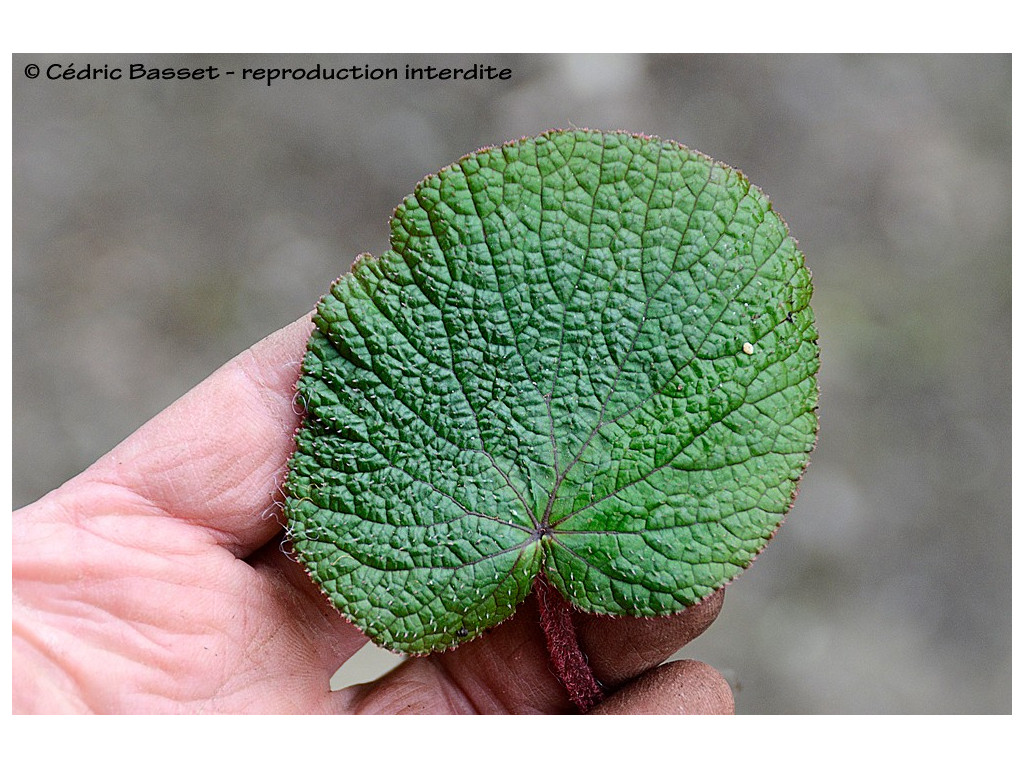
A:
[535,575,604,713]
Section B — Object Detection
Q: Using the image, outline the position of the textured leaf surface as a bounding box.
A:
[284,130,819,654]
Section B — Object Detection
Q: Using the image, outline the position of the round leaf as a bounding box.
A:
[284,130,819,654]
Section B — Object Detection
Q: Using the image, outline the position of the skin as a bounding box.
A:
[12,316,734,715]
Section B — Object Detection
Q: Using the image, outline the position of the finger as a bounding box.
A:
[579,589,726,687]
[74,315,314,555]
[588,659,734,715]
[336,589,725,714]
[336,594,566,714]
[245,539,371,679]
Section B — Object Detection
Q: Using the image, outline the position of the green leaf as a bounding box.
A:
[284,130,819,654]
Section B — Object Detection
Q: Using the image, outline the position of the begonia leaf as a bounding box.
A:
[284,130,819,655]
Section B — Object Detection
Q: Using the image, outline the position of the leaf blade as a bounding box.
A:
[285,130,819,653]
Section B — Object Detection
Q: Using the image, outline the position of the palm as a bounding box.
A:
[13,318,731,714]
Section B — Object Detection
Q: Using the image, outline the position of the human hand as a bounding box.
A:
[13,317,734,714]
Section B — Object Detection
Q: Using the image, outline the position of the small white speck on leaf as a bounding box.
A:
[742,342,754,355]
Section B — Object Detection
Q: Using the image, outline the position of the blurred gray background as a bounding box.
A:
[12,53,1010,714]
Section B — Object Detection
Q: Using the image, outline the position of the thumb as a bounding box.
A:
[587,659,734,715]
